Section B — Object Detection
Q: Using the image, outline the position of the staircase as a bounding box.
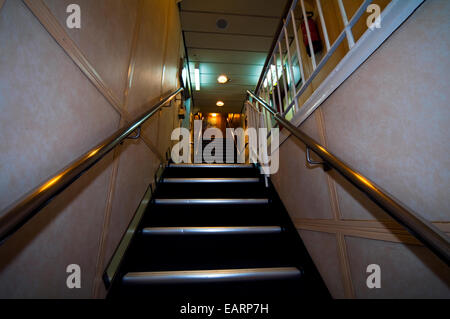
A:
[107,163,330,313]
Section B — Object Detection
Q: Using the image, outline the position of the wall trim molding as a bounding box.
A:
[294,218,450,246]
[314,108,354,298]
[92,145,122,298]
[160,0,172,95]
[337,233,355,298]
[314,108,342,221]
[23,0,127,119]
[123,0,143,112]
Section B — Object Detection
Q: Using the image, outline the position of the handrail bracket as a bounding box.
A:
[126,126,141,140]
[306,147,331,171]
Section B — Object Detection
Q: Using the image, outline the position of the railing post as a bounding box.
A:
[300,0,317,69]
[337,0,355,49]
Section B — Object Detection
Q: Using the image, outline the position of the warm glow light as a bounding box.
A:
[210,113,217,117]
[217,75,228,84]
[194,66,200,91]
[216,101,224,107]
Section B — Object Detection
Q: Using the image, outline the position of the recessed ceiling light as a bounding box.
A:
[217,75,228,84]
[216,101,224,107]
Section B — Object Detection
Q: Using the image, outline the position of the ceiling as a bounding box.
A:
[179,0,290,113]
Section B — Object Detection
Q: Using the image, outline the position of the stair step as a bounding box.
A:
[163,177,259,183]
[164,165,258,178]
[154,198,269,205]
[141,226,282,236]
[155,181,267,198]
[169,163,253,168]
[122,232,292,271]
[141,203,278,227]
[122,267,301,285]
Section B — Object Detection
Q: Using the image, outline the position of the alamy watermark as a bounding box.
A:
[367,4,381,30]
[366,264,381,289]
[66,3,381,31]
[171,120,279,174]
[66,4,81,29]
[66,264,81,289]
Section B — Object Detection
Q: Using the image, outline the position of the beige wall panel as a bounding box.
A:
[345,236,450,298]
[126,0,169,117]
[44,0,139,103]
[320,0,450,221]
[0,0,181,299]
[0,153,114,298]
[102,139,159,267]
[298,230,346,298]
[157,104,179,156]
[142,113,161,153]
[328,169,391,221]
[0,0,120,212]
[161,3,181,94]
[273,115,334,220]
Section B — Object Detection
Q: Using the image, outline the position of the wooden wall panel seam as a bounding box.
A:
[326,177,342,220]
[92,145,122,298]
[118,0,164,161]
[433,222,450,233]
[297,223,423,246]
[294,218,450,233]
[293,218,432,246]
[22,0,127,119]
[315,97,353,297]
[141,134,164,162]
[159,0,172,95]
[295,218,406,230]
[337,233,355,298]
[122,0,143,111]
[315,108,342,221]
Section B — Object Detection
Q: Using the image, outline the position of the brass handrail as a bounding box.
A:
[247,90,450,265]
[0,88,183,244]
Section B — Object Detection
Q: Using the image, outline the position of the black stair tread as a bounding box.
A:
[121,267,301,285]
[163,166,259,178]
[154,182,268,198]
[141,203,279,227]
[119,233,296,272]
[120,267,303,294]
